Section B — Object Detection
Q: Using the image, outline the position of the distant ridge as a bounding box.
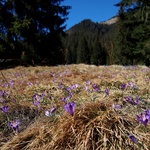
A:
[66,16,118,33]
[100,16,118,25]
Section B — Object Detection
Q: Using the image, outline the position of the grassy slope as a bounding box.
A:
[0,64,150,150]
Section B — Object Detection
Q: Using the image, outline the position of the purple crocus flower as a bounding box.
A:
[9,120,20,132]
[128,81,134,88]
[9,79,14,86]
[60,97,67,103]
[145,109,150,120]
[84,86,88,91]
[124,96,132,102]
[0,97,4,103]
[92,84,100,92]
[32,94,44,107]
[33,100,40,107]
[86,80,91,85]
[0,90,3,96]
[2,91,9,98]
[71,84,78,89]
[129,135,137,143]
[45,106,56,116]
[137,112,149,126]
[104,88,109,96]
[66,87,72,92]
[0,105,8,113]
[133,96,139,105]
[27,82,33,87]
[64,101,75,116]
[33,94,43,101]
[58,82,63,89]
[121,83,127,90]
[112,104,122,109]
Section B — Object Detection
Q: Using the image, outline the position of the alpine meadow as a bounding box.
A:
[0,0,150,150]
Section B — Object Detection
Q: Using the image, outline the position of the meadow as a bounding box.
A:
[0,64,150,150]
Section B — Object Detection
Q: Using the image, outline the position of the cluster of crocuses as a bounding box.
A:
[92,83,100,92]
[83,80,100,93]
[0,90,9,102]
[0,89,21,133]
[32,93,44,108]
[0,90,9,113]
[136,109,150,126]
[112,99,150,127]
[32,84,77,117]
[44,102,75,117]
[124,96,139,105]
[60,84,77,116]
[0,105,20,132]
[44,82,109,117]
[121,81,137,90]
[60,84,78,103]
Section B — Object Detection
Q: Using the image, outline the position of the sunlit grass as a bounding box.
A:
[0,64,150,149]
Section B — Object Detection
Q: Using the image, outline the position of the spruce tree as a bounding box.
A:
[0,0,71,65]
[77,36,90,64]
[115,0,150,65]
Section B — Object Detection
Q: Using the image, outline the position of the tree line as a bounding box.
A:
[114,0,150,65]
[0,0,71,66]
[0,0,150,67]
[63,0,150,66]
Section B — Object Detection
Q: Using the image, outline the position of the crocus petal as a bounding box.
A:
[129,135,137,143]
[0,105,8,113]
[50,106,56,113]
[145,109,150,120]
[64,101,75,116]
[45,110,50,116]
[112,104,122,109]
[137,113,149,126]
[9,120,20,132]
[104,88,109,96]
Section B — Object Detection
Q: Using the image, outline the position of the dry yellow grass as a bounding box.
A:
[0,64,150,149]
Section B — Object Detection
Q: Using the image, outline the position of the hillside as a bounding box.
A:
[66,16,118,35]
[63,17,118,65]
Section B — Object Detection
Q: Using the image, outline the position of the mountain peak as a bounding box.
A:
[100,16,118,25]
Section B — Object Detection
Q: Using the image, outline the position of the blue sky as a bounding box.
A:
[61,0,121,30]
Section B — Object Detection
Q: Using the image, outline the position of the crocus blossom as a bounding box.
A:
[0,97,4,102]
[104,88,109,96]
[33,100,40,107]
[121,83,127,90]
[136,111,149,126]
[86,80,91,85]
[145,109,150,120]
[112,104,122,109]
[33,94,44,107]
[60,97,67,103]
[9,120,20,132]
[33,94,44,101]
[129,135,137,143]
[0,105,8,113]
[133,96,139,105]
[128,81,135,88]
[45,106,56,117]
[124,95,140,105]
[64,101,75,116]
[92,84,100,92]
[124,96,132,102]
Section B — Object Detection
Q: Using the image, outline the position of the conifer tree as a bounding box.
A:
[77,36,90,64]
[0,0,71,65]
[115,0,150,65]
